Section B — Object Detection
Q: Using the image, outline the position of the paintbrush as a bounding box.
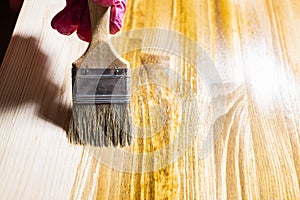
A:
[69,0,131,147]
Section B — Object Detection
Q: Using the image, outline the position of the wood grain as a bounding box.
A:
[0,0,299,199]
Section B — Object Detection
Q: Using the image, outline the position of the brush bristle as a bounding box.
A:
[68,104,131,147]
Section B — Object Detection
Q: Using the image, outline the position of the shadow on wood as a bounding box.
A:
[0,35,72,134]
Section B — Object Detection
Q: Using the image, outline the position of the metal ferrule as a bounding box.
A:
[72,66,131,104]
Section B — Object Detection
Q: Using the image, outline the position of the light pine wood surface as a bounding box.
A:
[0,0,300,199]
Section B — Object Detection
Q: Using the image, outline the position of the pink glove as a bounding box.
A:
[51,0,127,42]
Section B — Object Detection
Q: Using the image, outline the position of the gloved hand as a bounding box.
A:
[51,0,127,42]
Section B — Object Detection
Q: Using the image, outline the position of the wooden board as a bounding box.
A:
[0,0,299,199]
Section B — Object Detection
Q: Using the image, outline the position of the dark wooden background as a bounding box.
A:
[0,1,21,64]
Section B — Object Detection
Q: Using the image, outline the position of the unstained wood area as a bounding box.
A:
[0,0,300,199]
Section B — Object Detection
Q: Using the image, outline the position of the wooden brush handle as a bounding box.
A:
[73,0,129,69]
[88,0,110,49]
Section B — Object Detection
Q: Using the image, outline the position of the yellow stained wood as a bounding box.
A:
[0,0,300,199]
